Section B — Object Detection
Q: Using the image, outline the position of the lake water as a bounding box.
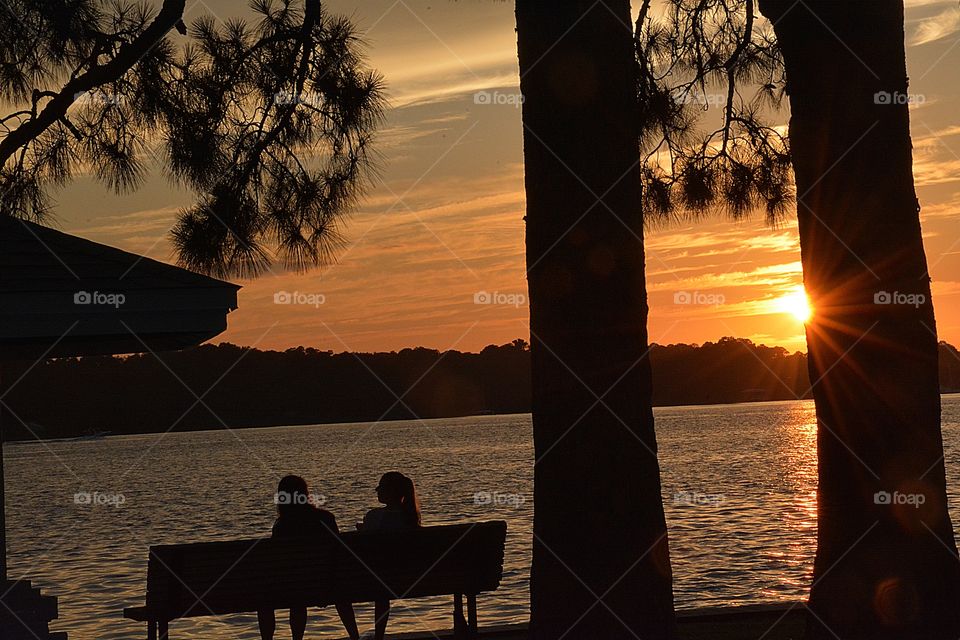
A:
[7,396,960,638]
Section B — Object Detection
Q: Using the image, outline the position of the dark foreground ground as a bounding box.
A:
[357,603,807,639]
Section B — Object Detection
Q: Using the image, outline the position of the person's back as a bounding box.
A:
[361,505,415,532]
[258,475,359,640]
[273,503,338,540]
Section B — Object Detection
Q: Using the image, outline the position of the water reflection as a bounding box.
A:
[657,400,819,607]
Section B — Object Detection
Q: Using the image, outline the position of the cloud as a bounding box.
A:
[914,157,960,187]
[391,74,522,109]
[911,126,960,187]
[214,165,529,352]
[932,280,960,298]
[919,192,960,219]
[905,0,957,8]
[61,206,181,259]
[378,114,470,151]
[915,124,960,143]
[910,6,960,45]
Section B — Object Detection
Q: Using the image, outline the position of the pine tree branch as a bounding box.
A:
[722,0,754,153]
[235,0,320,187]
[0,0,187,168]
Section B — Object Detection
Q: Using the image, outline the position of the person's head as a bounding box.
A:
[376,471,421,526]
[275,474,310,518]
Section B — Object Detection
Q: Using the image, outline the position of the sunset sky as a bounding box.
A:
[52,0,960,354]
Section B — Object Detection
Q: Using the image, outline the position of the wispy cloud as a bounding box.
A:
[914,157,960,187]
[910,6,960,45]
[905,0,957,8]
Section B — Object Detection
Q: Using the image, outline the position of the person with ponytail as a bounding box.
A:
[360,471,422,639]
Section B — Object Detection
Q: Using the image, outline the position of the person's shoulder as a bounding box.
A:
[312,507,339,533]
[363,507,385,527]
[272,514,299,538]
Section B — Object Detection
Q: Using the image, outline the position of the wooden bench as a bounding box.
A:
[123,521,507,639]
[0,579,68,640]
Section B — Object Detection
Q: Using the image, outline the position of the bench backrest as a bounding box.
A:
[144,521,507,619]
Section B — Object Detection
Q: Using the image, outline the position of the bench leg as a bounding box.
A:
[159,620,169,640]
[453,593,468,639]
[467,594,478,638]
[147,621,156,640]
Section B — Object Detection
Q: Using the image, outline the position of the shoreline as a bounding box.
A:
[4,399,815,443]
[9,392,960,443]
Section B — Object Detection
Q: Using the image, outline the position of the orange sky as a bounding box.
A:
[50,0,960,354]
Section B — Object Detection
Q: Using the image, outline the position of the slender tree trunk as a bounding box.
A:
[516,2,675,638]
[758,1,960,637]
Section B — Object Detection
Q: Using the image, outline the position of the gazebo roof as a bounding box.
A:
[0,216,240,360]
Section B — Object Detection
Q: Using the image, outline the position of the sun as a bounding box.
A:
[776,285,813,323]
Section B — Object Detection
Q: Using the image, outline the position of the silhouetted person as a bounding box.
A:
[360,471,422,640]
[258,475,360,640]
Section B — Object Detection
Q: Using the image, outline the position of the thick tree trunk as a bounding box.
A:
[516,1,675,639]
[758,1,960,637]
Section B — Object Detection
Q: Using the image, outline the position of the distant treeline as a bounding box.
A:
[4,337,960,440]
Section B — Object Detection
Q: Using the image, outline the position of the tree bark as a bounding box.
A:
[758,1,960,637]
[516,1,675,638]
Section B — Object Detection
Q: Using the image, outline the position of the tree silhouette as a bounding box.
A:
[0,336,832,439]
[518,0,960,636]
[634,0,793,224]
[757,1,960,637]
[0,0,385,276]
[517,1,675,638]
[514,1,799,635]
[639,0,960,635]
